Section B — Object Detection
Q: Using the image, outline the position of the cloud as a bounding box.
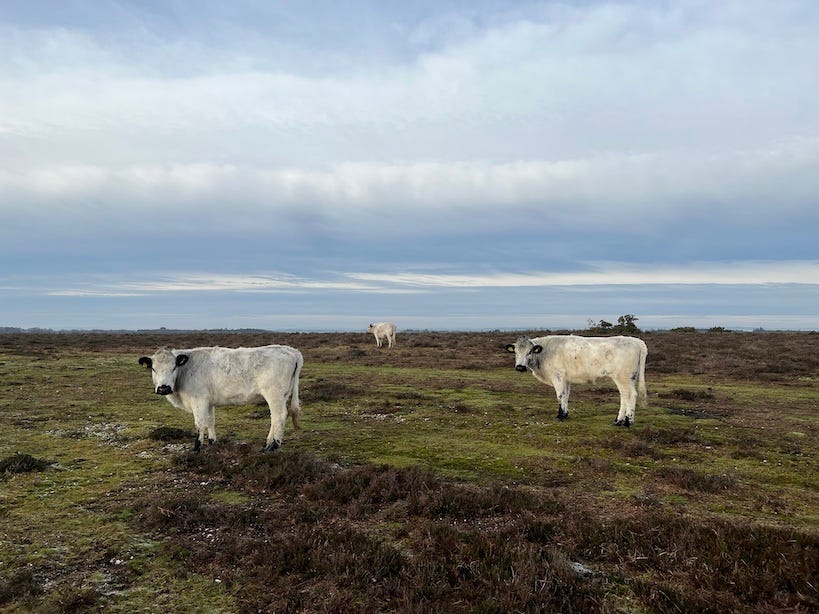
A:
[350,261,819,287]
[1,2,817,244]
[48,290,146,298]
[44,272,423,297]
[0,136,819,215]
[3,2,818,165]
[38,261,819,300]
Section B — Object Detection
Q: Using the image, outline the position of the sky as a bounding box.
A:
[1,0,818,331]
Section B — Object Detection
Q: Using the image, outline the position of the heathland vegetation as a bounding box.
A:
[0,329,817,612]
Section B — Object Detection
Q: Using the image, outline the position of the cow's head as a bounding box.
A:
[505,336,542,372]
[138,348,189,395]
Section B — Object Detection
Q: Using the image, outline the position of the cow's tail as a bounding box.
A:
[287,352,303,429]
[637,341,648,408]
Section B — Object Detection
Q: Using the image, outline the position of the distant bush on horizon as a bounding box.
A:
[586,314,642,335]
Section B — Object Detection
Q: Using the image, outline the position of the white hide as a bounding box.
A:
[367,322,396,348]
[139,345,303,451]
[506,335,647,426]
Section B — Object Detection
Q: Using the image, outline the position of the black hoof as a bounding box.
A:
[613,419,623,427]
[556,411,568,421]
[624,417,632,428]
[193,438,202,453]
[262,440,281,453]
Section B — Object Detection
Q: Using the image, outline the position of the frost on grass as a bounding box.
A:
[46,423,130,447]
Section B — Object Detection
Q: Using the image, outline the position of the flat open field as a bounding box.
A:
[1,330,817,612]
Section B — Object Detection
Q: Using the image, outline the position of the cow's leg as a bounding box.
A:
[262,393,288,452]
[613,377,637,427]
[207,406,217,443]
[553,376,570,420]
[191,401,211,452]
[627,370,641,424]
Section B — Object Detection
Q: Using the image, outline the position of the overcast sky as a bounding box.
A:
[1,0,817,331]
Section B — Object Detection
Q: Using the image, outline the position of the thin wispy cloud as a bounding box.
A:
[40,261,819,301]
[351,261,819,288]
[45,272,423,297]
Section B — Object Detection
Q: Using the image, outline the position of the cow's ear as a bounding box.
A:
[138,357,152,369]
[175,354,189,367]
[505,344,516,353]
[532,345,543,354]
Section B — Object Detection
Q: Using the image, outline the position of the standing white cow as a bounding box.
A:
[506,335,647,427]
[367,322,396,348]
[138,345,303,452]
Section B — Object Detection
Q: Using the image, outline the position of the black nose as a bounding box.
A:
[156,385,173,395]
[515,365,527,372]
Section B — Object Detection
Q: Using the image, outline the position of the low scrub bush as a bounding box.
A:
[304,379,366,402]
[653,467,738,493]
[0,453,51,475]
[637,426,703,445]
[568,510,818,611]
[0,569,40,606]
[659,388,715,401]
[147,426,191,442]
[118,445,819,612]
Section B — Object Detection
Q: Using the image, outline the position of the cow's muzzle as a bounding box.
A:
[156,385,173,395]
[515,365,527,373]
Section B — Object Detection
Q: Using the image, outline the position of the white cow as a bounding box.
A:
[506,335,647,427]
[367,322,396,348]
[138,345,303,452]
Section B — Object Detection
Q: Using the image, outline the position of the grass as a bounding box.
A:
[0,330,817,612]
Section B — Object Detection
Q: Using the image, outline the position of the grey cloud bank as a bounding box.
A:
[0,1,817,330]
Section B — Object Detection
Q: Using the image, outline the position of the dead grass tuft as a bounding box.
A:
[38,587,100,613]
[147,426,191,442]
[303,379,367,402]
[0,569,40,606]
[659,388,715,401]
[173,446,331,492]
[653,466,739,493]
[637,426,703,445]
[410,481,563,519]
[0,453,51,475]
[568,510,818,611]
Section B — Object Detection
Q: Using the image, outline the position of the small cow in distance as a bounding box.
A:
[367,322,396,348]
[138,344,303,452]
[506,335,647,427]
